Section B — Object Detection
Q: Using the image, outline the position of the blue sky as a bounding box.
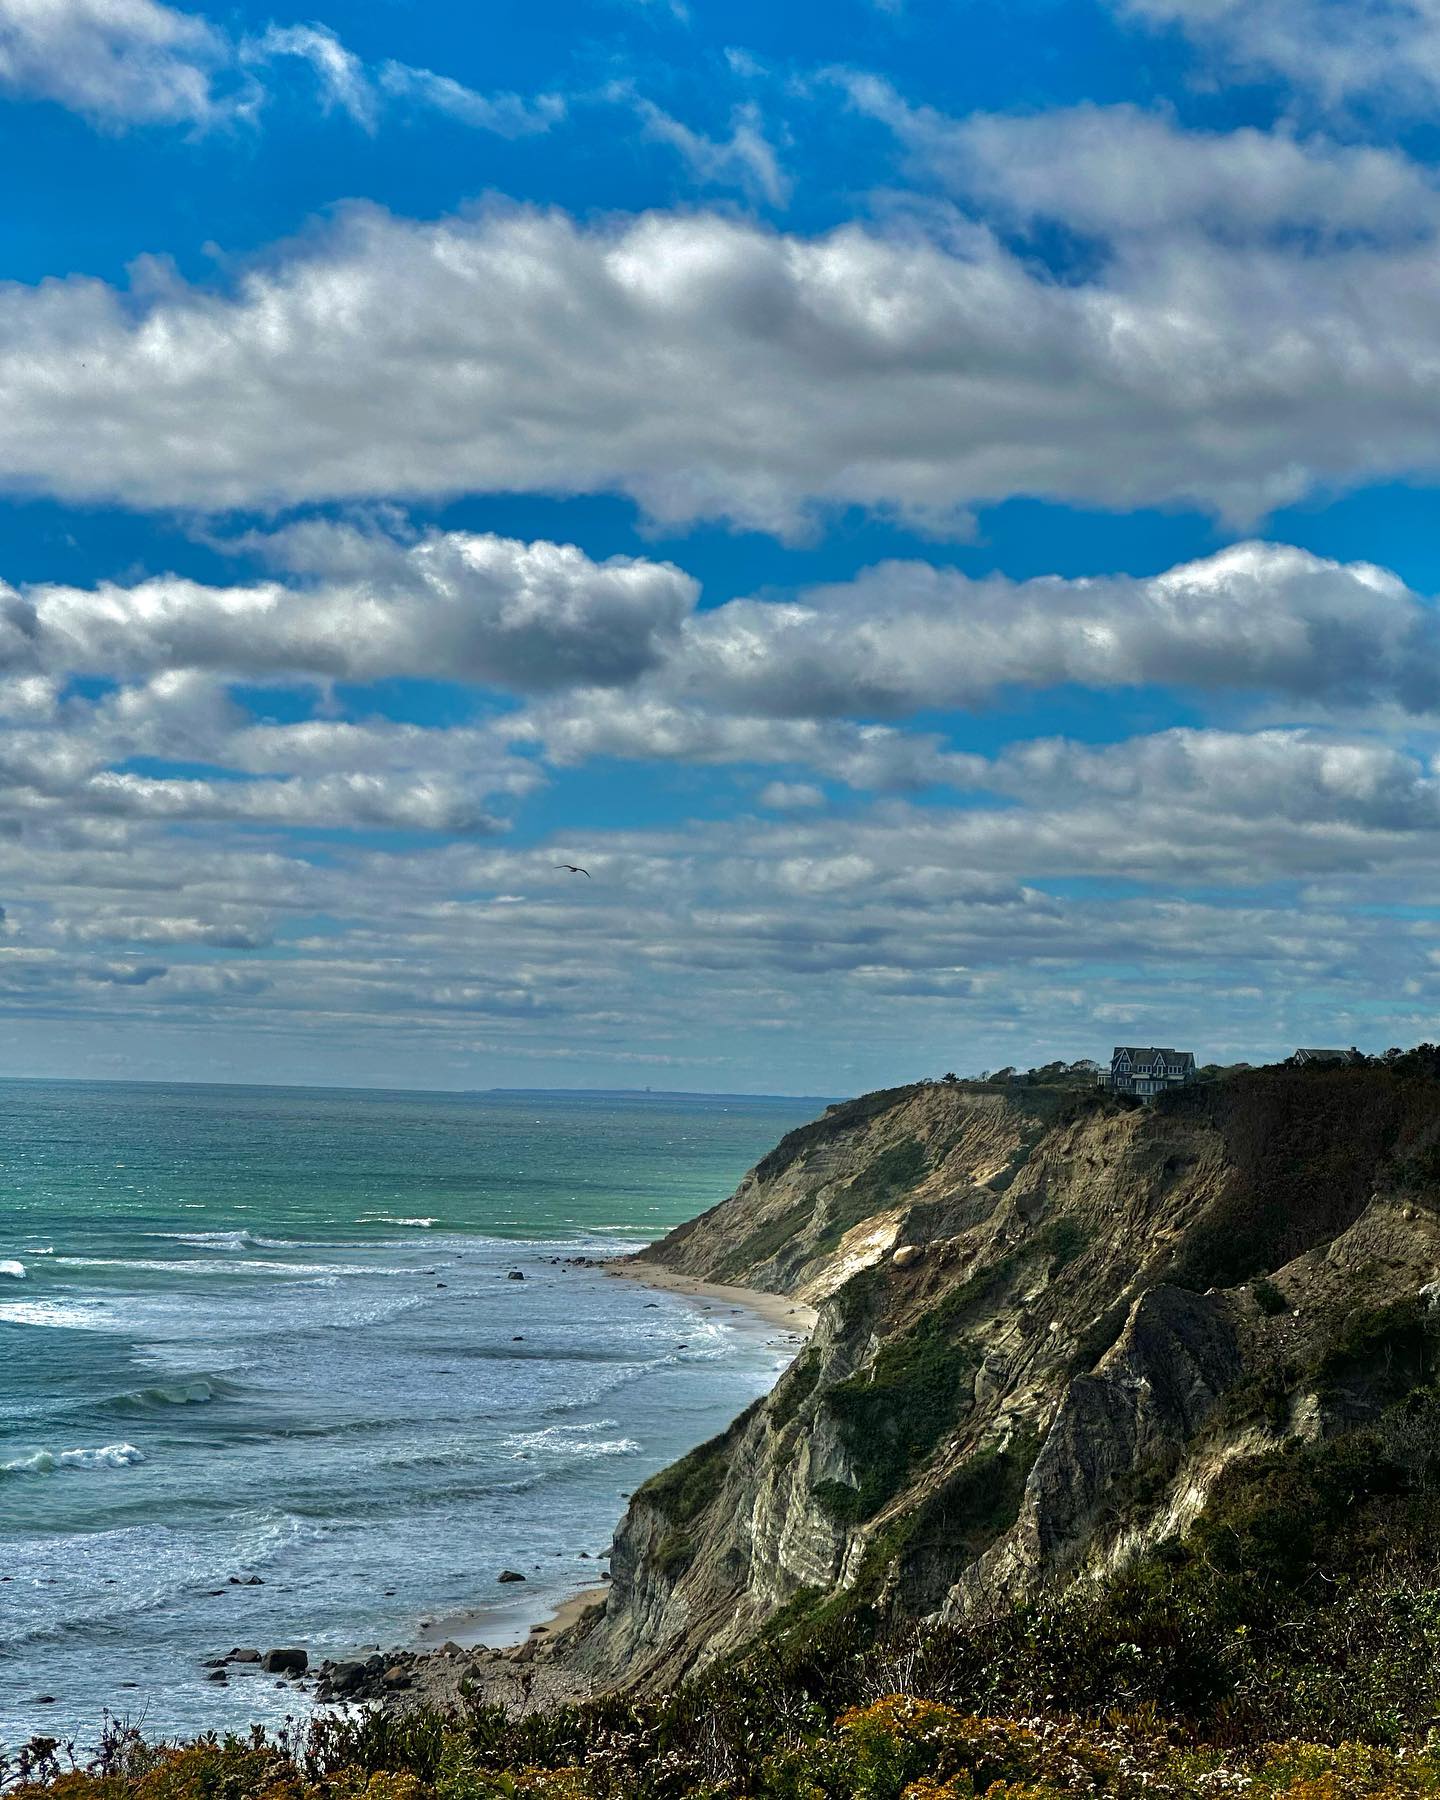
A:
[3,0,1440,1092]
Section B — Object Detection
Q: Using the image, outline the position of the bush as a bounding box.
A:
[1253,1277,1290,1316]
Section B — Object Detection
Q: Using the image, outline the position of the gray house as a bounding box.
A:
[1104,1046,1197,1100]
[1290,1047,1360,1067]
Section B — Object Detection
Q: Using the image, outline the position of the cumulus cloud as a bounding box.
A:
[666,542,1440,719]
[0,0,242,126]
[14,198,1440,525]
[839,84,1440,244]
[2,525,696,690]
[6,537,1439,780]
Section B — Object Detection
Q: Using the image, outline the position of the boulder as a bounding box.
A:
[261,1647,308,1675]
[229,1649,262,1664]
[507,1269,525,1281]
[891,1244,923,1269]
[497,1569,526,1583]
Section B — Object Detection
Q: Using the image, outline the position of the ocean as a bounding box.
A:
[0,1079,824,1750]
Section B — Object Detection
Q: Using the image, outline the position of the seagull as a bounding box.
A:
[554,863,592,878]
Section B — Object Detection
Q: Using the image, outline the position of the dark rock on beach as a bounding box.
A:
[261,1648,308,1675]
[497,1569,526,1582]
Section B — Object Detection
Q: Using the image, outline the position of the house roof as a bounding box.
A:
[1112,1046,1195,1063]
[1295,1047,1351,1060]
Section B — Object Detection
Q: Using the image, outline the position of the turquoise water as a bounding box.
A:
[0,1080,823,1749]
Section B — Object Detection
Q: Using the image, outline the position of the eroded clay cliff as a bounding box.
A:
[570,1060,1440,1688]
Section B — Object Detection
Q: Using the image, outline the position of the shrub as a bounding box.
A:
[1252,1276,1290,1316]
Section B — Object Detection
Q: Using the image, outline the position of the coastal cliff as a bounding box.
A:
[571,1057,1440,1687]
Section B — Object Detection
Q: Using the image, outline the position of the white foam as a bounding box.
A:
[504,1422,640,1461]
[360,1216,438,1228]
[57,1255,388,1279]
[1,1442,146,1476]
[0,1298,107,1330]
[157,1229,270,1251]
[0,1260,26,1280]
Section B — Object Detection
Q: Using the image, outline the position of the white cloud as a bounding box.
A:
[757,781,826,810]
[6,537,1438,763]
[250,21,375,128]
[0,0,241,126]
[376,61,563,137]
[840,85,1440,244]
[0,0,566,138]
[668,542,1440,720]
[631,95,789,205]
[512,694,976,788]
[1116,0,1440,111]
[14,198,1440,525]
[2,525,696,690]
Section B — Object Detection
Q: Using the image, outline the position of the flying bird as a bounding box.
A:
[554,863,592,878]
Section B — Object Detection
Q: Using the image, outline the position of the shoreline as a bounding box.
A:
[414,1580,611,1652]
[348,1255,815,1713]
[602,1255,819,1336]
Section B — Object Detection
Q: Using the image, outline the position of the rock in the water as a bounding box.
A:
[229,1649,262,1664]
[206,1670,228,1683]
[497,1569,527,1583]
[261,1647,308,1675]
[506,1269,525,1281]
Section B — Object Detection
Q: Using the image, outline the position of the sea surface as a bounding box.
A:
[0,1079,824,1749]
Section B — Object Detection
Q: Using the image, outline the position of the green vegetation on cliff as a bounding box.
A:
[20,1394,1440,1796]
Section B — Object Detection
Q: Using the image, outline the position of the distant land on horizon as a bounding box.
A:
[0,1072,838,1105]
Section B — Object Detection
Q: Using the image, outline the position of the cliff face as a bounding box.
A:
[572,1063,1440,1689]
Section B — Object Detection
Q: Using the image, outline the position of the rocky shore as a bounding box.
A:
[200,1603,604,1719]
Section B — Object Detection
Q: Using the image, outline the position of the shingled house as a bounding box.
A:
[1290,1047,1361,1067]
[1104,1046,1197,1100]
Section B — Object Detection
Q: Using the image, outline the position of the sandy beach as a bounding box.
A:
[416,1581,611,1651]
[602,1256,819,1335]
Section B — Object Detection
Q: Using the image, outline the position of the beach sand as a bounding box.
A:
[602,1257,819,1335]
[415,1582,611,1651]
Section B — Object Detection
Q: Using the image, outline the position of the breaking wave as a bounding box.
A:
[112,1377,235,1410]
[504,1421,641,1461]
[0,1261,26,1280]
[1,1443,146,1476]
[156,1230,277,1252]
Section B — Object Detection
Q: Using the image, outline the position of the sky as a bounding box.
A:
[4,0,1440,1094]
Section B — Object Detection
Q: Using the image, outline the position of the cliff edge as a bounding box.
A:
[567,1055,1440,1688]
